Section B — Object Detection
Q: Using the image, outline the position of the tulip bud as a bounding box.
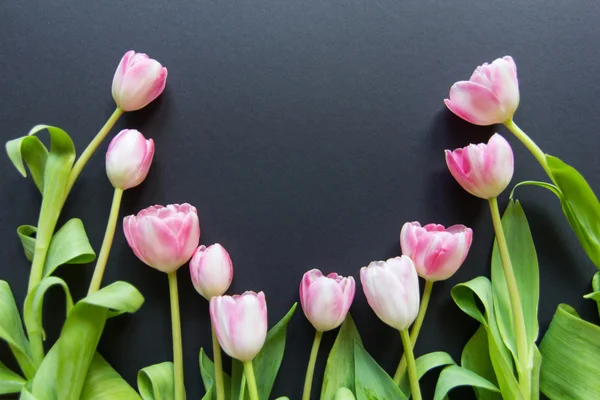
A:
[334,388,356,400]
[112,50,168,112]
[400,222,473,281]
[299,269,355,332]
[210,291,268,362]
[105,129,154,190]
[445,56,519,125]
[190,244,233,300]
[123,203,200,273]
[360,256,419,331]
[445,133,514,199]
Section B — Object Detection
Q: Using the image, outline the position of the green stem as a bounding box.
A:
[239,373,247,400]
[393,280,434,383]
[400,329,422,400]
[168,271,185,400]
[489,197,531,396]
[87,188,123,295]
[302,330,323,400]
[67,107,123,192]
[243,361,259,400]
[211,323,226,400]
[504,119,552,179]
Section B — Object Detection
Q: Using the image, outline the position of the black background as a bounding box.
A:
[1,1,599,399]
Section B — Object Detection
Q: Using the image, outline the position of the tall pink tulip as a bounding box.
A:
[123,204,200,273]
[210,291,268,362]
[445,56,519,125]
[400,222,473,281]
[112,50,168,112]
[105,129,154,190]
[445,133,514,199]
[299,269,355,332]
[190,244,234,300]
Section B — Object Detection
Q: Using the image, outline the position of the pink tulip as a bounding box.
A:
[190,244,234,300]
[445,133,514,199]
[299,269,355,332]
[112,50,168,112]
[360,256,419,331]
[105,129,154,190]
[400,222,473,281]
[210,291,268,362]
[123,204,200,273]
[445,56,519,125]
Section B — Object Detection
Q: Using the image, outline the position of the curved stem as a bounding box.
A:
[393,280,434,383]
[67,107,123,192]
[504,119,553,180]
[302,330,323,400]
[400,329,422,400]
[168,271,185,400]
[489,197,531,397]
[87,188,123,295]
[239,373,247,400]
[243,361,259,400]
[211,323,226,400]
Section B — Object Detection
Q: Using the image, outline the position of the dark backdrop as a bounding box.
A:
[1,1,599,399]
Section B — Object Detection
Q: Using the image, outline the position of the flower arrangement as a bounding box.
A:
[1,50,599,400]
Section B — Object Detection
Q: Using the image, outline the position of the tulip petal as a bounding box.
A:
[445,81,505,125]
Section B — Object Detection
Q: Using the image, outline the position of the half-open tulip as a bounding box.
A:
[360,256,419,331]
[445,56,519,125]
[400,222,473,281]
[445,133,514,199]
[299,269,355,332]
[112,50,168,111]
[123,204,200,273]
[106,129,154,190]
[190,244,233,300]
[210,291,268,362]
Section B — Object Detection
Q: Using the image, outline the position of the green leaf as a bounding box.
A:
[138,362,175,400]
[583,272,600,317]
[399,351,455,397]
[433,365,500,400]
[43,218,96,277]
[6,133,48,193]
[321,314,363,400]
[530,345,541,400]
[28,281,144,400]
[0,280,36,380]
[0,359,26,395]
[460,325,501,400]
[510,180,561,200]
[539,304,600,399]
[353,341,408,400]
[199,348,231,400]
[491,200,539,367]
[333,388,356,400]
[17,225,37,262]
[81,353,141,400]
[231,303,297,400]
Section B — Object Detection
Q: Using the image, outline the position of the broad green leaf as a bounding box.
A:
[231,303,297,400]
[461,325,501,400]
[0,281,36,380]
[539,304,600,399]
[530,345,541,400]
[5,133,48,193]
[333,388,356,400]
[199,348,231,400]
[81,353,141,400]
[353,342,408,400]
[433,365,500,400]
[491,200,539,366]
[583,272,600,317]
[19,386,38,400]
[399,351,455,397]
[510,180,561,200]
[43,218,96,277]
[29,281,144,400]
[321,314,363,400]
[0,359,26,394]
[17,225,37,261]
[24,276,73,341]
[138,362,175,400]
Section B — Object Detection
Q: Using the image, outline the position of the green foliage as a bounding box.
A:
[461,326,501,400]
[81,353,141,400]
[138,362,175,400]
[199,348,231,400]
[0,358,26,395]
[433,365,499,400]
[353,342,408,400]
[398,352,455,397]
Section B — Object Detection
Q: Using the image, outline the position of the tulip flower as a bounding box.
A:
[361,257,422,399]
[112,50,168,112]
[444,56,519,126]
[211,291,268,400]
[190,244,234,300]
[300,269,355,400]
[123,203,200,400]
[105,129,154,190]
[445,133,514,200]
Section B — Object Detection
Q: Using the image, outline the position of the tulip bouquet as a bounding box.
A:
[1,49,599,400]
